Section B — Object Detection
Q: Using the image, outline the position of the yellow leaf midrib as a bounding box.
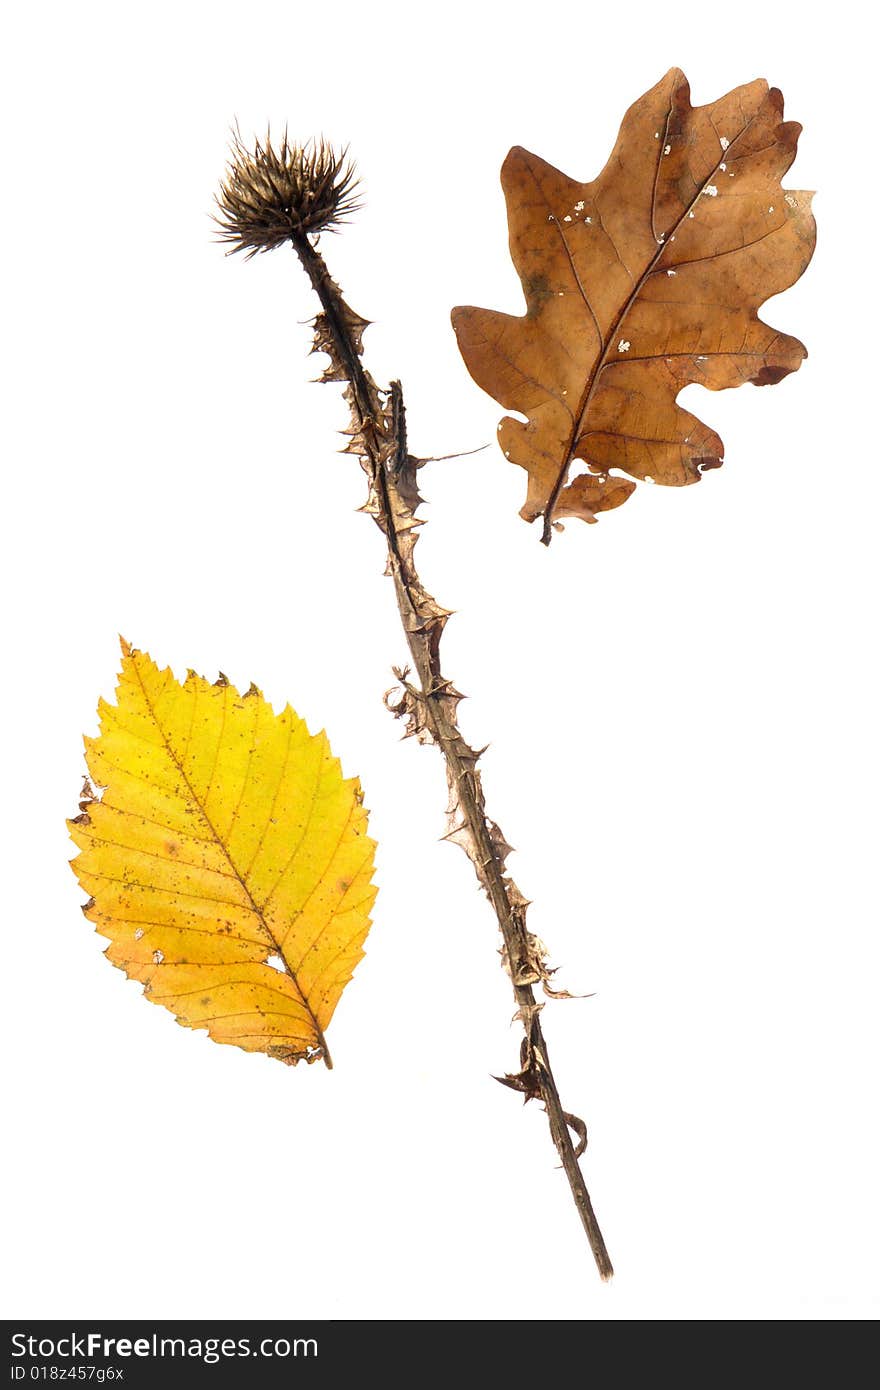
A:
[130,656,331,1063]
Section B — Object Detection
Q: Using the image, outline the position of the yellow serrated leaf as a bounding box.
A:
[69,641,377,1068]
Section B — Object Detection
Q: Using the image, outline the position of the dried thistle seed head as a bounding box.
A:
[214,130,360,256]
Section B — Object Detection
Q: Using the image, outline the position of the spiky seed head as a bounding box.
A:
[214,129,360,256]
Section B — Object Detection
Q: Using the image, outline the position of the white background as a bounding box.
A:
[3,0,877,1322]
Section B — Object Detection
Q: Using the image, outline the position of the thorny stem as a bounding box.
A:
[291,230,613,1282]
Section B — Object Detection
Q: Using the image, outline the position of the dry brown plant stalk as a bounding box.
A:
[216,132,614,1279]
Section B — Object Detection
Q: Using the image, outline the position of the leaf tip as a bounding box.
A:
[663,65,688,88]
[500,145,531,185]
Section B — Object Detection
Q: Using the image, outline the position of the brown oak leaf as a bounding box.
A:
[452,69,816,541]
